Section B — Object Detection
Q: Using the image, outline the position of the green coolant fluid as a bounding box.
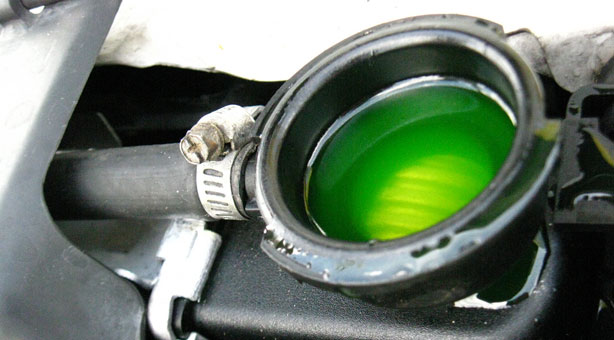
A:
[305,78,516,242]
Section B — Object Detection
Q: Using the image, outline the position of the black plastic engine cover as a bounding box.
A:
[186,218,600,339]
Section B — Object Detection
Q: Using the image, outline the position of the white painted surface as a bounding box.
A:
[99,0,614,83]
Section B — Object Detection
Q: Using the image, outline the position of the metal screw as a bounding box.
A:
[179,123,225,164]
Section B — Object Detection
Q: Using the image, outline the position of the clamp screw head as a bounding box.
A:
[179,123,225,164]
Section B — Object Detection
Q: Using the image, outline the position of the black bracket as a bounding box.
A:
[554,84,614,230]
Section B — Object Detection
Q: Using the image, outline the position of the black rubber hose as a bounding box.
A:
[44,143,212,221]
[20,0,62,9]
